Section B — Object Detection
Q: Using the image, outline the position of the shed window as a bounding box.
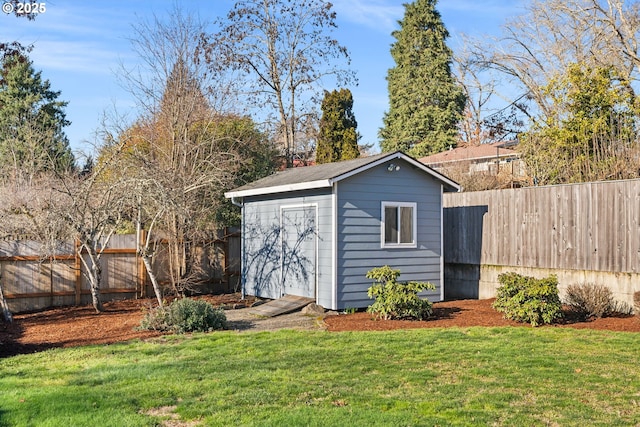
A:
[381,202,417,248]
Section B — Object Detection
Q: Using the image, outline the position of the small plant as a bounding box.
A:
[366,265,435,320]
[493,272,562,327]
[343,307,357,314]
[139,298,227,333]
[564,283,614,320]
[634,292,640,317]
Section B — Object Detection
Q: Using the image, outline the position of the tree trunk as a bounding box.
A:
[141,253,163,306]
[0,274,13,324]
[168,214,180,295]
[90,262,104,313]
[80,244,104,313]
[136,203,163,305]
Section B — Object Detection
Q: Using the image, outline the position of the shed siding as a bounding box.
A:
[336,161,443,308]
[242,189,333,306]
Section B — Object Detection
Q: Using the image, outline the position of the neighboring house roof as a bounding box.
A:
[275,157,316,170]
[225,151,460,199]
[419,142,519,166]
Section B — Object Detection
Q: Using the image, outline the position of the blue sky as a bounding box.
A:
[1,0,524,156]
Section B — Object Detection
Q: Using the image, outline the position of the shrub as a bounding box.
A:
[493,272,563,326]
[366,265,435,320]
[564,283,614,320]
[139,298,227,333]
[635,292,640,317]
[139,306,172,331]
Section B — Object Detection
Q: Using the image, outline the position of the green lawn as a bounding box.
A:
[1,327,639,426]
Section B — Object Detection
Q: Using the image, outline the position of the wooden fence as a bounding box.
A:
[1,229,241,313]
[443,179,640,303]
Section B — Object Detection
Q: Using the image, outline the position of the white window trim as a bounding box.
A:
[380,201,417,249]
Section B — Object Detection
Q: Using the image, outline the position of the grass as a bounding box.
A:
[1,327,640,426]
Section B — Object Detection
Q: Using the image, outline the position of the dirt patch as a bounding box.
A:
[1,296,638,357]
[141,405,201,427]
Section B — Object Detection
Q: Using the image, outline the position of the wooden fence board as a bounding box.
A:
[444,179,640,273]
[2,230,240,313]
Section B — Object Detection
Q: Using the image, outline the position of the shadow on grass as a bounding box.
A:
[225,319,256,331]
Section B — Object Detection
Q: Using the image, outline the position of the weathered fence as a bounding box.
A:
[443,179,640,305]
[1,229,241,313]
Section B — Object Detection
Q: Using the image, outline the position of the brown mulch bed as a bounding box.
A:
[0,294,254,358]
[1,295,638,358]
[324,299,640,332]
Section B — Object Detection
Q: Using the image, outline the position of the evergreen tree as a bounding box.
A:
[379,0,466,157]
[0,53,74,179]
[316,89,360,164]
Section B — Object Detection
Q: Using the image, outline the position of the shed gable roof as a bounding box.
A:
[225,151,460,198]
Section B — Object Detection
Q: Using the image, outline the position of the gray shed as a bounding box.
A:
[224,151,460,310]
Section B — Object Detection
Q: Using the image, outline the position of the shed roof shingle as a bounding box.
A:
[225,151,459,198]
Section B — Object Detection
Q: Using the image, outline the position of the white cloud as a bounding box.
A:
[332,0,404,33]
[0,1,136,74]
[28,40,124,74]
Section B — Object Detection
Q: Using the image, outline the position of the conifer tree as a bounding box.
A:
[316,89,359,164]
[379,0,465,157]
[0,53,74,179]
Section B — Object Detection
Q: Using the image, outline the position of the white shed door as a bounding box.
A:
[281,206,316,298]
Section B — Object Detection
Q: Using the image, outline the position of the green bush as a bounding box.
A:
[366,265,435,320]
[139,298,227,333]
[565,283,614,320]
[493,272,563,326]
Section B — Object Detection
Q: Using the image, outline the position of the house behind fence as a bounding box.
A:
[444,179,640,307]
[1,229,240,313]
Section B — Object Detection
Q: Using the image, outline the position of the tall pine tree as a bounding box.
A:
[0,53,74,179]
[316,89,360,164]
[379,0,465,157]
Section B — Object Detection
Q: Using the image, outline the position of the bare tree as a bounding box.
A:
[118,6,236,122]
[113,8,252,299]
[0,179,41,322]
[454,44,500,146]
[466,0,640,122]
[202,0,355,166]
[0,166,129,315]
[453,39,525,147]
[0,130,80,320]
[55,143,132,312]
[133,184,168,306]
